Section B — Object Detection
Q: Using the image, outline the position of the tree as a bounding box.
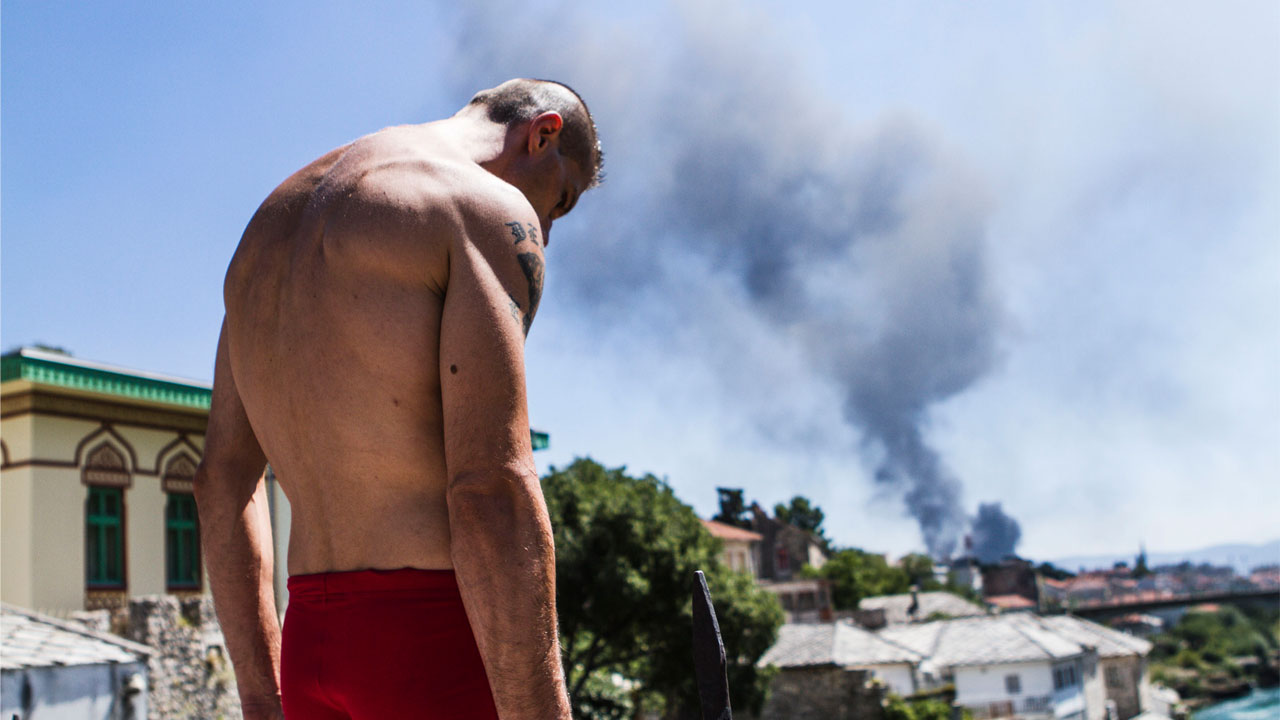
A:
[1035,562,1076,581]
[898,553,942,590]
[804,548,911,609]
[773,495,831,550]
[712,487,751,529]
[1133,546,1151,579]
[544,459,784,719]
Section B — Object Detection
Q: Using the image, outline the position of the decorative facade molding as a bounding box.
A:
[82,442,132,488]
[74,424,138,474]
[162,453,198,494]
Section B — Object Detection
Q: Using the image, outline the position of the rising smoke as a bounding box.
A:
[970,502,1023,564]
[447,1,1007,557]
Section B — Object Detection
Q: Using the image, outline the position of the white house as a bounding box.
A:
[880,614,1104,720]
[1038,615,1154,720]
[1,603,152,719]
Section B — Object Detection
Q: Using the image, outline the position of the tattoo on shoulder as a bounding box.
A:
[505,221,526,245]
[517,252,544,337]
[505,220,542,247]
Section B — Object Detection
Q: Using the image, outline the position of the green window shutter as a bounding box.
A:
[86,486,124,587]
[166,493,200,588]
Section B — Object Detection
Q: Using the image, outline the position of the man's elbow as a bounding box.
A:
[192,459,260,517]
[446,467,543,523]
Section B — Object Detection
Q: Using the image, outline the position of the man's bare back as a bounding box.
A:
[224,123,545,574]
[196,80,600,720]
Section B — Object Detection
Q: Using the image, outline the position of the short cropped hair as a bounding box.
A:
[468,79,603,187]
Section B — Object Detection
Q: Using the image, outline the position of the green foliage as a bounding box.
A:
[713,487,752,529]
[1133,548,1151,579]
[899,553,942,589]
[884,694,967,720]
[545,459,784,719]
[1035,562,1076,581]
[806,548,911,609]
[773,495,831,550]
[1147,603,1280,701]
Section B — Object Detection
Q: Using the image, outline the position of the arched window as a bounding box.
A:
[83,442,130,590]
[163,454,200,590]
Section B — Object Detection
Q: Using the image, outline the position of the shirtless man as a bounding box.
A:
[193,79,601,720]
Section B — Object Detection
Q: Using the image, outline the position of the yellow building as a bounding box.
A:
[2,346,550,616]
[1,347,215,614]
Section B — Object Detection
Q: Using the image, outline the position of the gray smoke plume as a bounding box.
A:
[445,1,1004,557]
[970,502,1023,564]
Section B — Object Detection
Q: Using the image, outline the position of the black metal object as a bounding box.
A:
[692,570,732,720]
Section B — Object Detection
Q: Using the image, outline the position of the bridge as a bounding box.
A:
[1063,587,1279,622]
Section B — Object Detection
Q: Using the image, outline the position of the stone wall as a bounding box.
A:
[746,666,886,720]
[1103,655,1145,720]
[123,595,241,720]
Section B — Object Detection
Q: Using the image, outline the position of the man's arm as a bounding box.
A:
[440,210,570,720]
[193,321,282,720]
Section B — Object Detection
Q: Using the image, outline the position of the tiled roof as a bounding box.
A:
[1039,615,1153,658]
[701,519,763,542]
[858,591,987,624]
[758,621,921,668]
[1,604,151,670]
[879,615,1084,667]
[986,594,1037,609]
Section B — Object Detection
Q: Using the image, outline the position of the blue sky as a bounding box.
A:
[4,1,1277,562]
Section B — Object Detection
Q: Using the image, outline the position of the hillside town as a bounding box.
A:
[2,347,1277,719]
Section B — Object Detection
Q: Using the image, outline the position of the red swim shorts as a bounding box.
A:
[281,568,498,719]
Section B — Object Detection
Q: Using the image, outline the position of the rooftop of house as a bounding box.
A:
[758,620,922,669]
[1037,615,1153,659]
[986,594,1038,610]
[877,614,1087,668]
[1,604,151,670]
[762,611,1153,673]
[701,518,764,542]
[857,591,987,624]
[1,347,211,409]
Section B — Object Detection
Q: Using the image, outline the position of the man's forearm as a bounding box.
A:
[448,468,570,720]
[196,470,282,715]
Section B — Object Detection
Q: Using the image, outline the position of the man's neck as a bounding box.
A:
[430,111,512,177]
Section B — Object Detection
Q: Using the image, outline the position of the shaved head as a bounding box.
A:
[468,79,603,187]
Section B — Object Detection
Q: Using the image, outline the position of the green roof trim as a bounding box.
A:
[1,349,212,410]
[3,348,550,448]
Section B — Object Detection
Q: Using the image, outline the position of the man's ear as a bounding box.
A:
[526,111,564,154]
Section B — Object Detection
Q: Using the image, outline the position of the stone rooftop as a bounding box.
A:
[1038,614,1153,658]
[857,591,987,624]
[875,614,1088,668]
[758,620,923,668]
[1,604,151,670]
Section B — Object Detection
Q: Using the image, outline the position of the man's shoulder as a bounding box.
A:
[343,135,530,228]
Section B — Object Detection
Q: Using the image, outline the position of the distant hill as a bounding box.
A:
[1049,539,1280,574]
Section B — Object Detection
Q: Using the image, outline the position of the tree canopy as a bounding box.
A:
[712,487,751,529]
[773,495,831,550]
[544,459,783,719]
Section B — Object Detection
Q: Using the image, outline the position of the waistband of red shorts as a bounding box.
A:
[287,568,459,599]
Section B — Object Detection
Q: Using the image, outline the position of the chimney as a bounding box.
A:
[908,585,920,620]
